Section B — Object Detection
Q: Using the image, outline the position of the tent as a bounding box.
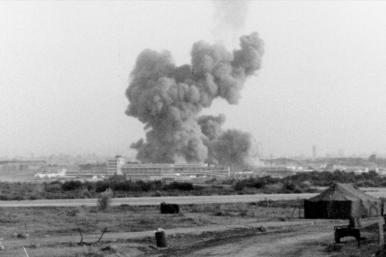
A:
[304,183,382,219]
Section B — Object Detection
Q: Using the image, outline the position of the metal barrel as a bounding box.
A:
[155,229,167,247]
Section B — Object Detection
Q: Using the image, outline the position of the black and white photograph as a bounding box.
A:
[1,0,386,256]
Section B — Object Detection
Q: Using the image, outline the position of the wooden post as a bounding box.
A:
[378,219,384,248]
[23,247,30,257]
[298,198,301,218]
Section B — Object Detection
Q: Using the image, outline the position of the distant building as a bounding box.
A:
[0,160,46,171]
[64,162,108,179]
[35,168,66,179]
[121,163,229,181]
[107,155,125,175]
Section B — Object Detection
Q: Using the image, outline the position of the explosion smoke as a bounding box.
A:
[126,33,264,165]
[198,114,225,141]
[213,129,252,167]
[198,114,252,167]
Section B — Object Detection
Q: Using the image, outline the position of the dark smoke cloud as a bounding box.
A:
[198,115,254,168]
[212,129,252,168]
[198,114,225,165]
[126,33,263,164]
[198,114,225,141]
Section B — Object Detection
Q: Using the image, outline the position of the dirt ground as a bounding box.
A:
[0,203,383,257]
[150,223,383,257]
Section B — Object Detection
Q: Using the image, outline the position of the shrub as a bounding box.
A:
[95,181,109,193]
[83,181,95,192]
[163,182,194,191]
[325,243,342,253]
[263,183,284,194]
[44,181,62,193]
[97,188,113,211]
[66,208,80,217]
[62,181,83,191]
[112,180,136,191]
[233,181,245,191]
[232,176,280,191]
[137,181,152,191]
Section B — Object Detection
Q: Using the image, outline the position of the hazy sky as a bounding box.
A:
[1,1,386,158]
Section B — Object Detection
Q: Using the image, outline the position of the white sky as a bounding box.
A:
[1,1,386,158]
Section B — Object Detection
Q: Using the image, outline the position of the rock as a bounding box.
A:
[257,226,266,232]
[101,245,118,253]
[15,233,29,239]
[29,243,40,248]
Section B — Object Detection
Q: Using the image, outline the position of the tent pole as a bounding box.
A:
[378,218,384,249]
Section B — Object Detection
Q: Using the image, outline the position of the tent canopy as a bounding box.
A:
[304,183,381,219]
[308,183,379,202]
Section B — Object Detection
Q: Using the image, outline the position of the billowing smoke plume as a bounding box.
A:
[198,114,252,167]
[198,114,225,141]
[126,33,264,165]
[213,129,252,167]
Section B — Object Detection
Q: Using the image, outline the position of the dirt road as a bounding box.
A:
[0,193,318,207]
[1,187,384,207]
[0,194,315,207]
[2,219,340,257]
[3,220,327,247]
[183,229,332,257]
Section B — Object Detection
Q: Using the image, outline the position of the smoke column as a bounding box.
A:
[198,114,253,167]
[198,114,225,165]
[126,33,264,164]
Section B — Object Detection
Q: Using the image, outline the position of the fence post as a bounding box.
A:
[378,219,384,249]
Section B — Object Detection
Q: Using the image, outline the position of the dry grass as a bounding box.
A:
[184,202,301,221]
[1,243,145,257]
[0,202,303,256]
[0,202,302,240]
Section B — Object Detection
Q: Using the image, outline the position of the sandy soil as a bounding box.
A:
[3,218,380,257]
[141,221,346,257]
[1,220,340,257]
[1,202,381,257]
[183,229,332,257]
[163,223,382,257]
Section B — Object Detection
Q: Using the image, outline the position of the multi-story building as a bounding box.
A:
[107,155,125,175]
[121,163,229,181]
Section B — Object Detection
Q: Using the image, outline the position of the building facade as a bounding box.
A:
[121,163,229,181]
[107,155,125,175]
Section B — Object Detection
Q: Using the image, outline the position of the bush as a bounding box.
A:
[44,181,62,193]
[325,243,342,253]
[66,208,80,217]
[163,182,194,191]
[95,181,109,193]
[62,181,83,191]
[83,181,95,192]
[137,181,152,191]
[97,188,113,211]
[111,180,137,191]
[232,176,280,191]
[233,181,245,191]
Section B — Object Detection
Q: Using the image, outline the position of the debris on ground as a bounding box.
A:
[101,244,118,253]
[14,232,29,239]
[256,226,266,232]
